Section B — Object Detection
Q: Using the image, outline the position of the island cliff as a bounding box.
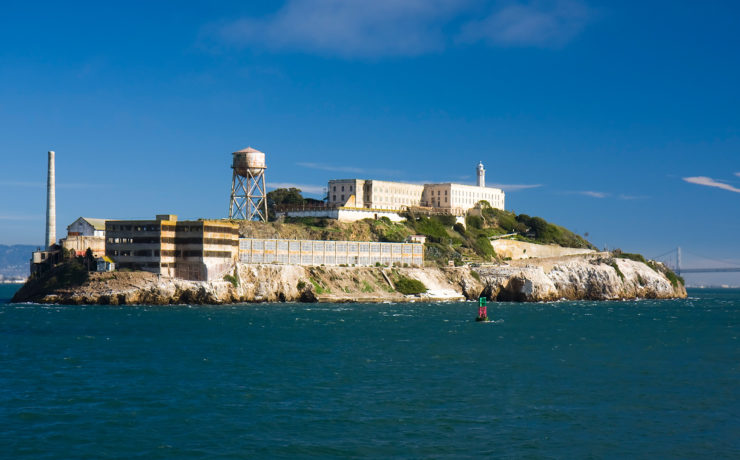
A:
[12,252,686,304]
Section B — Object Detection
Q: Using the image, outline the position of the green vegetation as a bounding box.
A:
[470,270,481,282]
[361,281,374,293]
[309,277,329,294]
[609,260,625,281]
[12,260,89,302]
[614,250,648,265]
[267,188,324,220]
[297,280,306,290]
[663,270,685,288]
[249,191,606,267]
[223,268,239,288]
[394,276,427,295]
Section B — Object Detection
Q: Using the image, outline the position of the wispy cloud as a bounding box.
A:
[297,162,401,176]
[683,176,740,194]
[618,194,648,200]
[458,0,593,47]
[735,172,740,177]
[489,183,543,192]
[267,182,326,195]
[208,0,594,58]
[571,190,609,198]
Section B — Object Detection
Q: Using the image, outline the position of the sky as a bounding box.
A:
[1,1,738,285]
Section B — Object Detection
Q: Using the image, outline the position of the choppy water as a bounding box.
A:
[1,284,738,458]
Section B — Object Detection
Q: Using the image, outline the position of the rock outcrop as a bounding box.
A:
[477,255,686,301]
[11,254,686,305]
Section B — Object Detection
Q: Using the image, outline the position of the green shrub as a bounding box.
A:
[663,269,685,288]
[466,215,483,229]
[614,251,648,265]
[470,270,481,281]
[394,276,427,295]
[361,281,374,293]
[297,280,306,290]
[472,236,495,259]
[609,260,625,281]
[309,277,329,294]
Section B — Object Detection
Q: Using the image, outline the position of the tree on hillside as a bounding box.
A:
[267,188,305,220]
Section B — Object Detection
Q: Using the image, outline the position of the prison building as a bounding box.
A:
[327,163,505,214]
[422,183,505,212]
[61,217,107,257]
[105,214,178,277]
[173,219,239,281]
[328,180,425,210]
[239,238,424,267]
[105,215,239,281]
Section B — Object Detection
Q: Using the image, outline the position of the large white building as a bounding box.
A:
[327,162,505,213]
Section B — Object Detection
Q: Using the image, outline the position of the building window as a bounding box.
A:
[342,186,345,192]
[333,186,336,191]
[333,194,336,201]
[341,194,344,201]
[349,186,353,191]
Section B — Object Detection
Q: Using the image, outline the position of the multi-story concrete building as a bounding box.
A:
[422,183,505,212]
[327,162,505,214]
[327,179,426,210]
[105,214,178,276]
[105,215,239,281]
[173,219,240,281]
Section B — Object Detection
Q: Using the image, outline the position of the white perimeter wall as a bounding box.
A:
[240,238,424,266]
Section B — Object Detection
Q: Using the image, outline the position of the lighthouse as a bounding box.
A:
[476,162,485,187]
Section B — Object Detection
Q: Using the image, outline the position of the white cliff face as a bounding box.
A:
[23,255,685,305]
[478,256,685,302]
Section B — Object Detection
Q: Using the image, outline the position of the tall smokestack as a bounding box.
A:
[45,150,56,248]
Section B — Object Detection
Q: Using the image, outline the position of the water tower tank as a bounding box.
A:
[232,147,266,176]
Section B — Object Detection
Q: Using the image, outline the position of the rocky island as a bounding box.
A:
[13,206,686,304]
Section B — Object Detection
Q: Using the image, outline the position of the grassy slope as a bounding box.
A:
[236,207,597,266]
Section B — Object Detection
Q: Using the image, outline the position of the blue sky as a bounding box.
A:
[1,1,738,284]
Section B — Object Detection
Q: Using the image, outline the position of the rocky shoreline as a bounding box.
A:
[12,253,686,305]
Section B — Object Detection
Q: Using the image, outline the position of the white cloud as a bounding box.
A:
[489,183,543,191]
[210,0,593,57]
[577,191,608,198]
[618,194,648,200]
[735,172,740,177]
[458,0,593,47]
[268,182,326,195]
[683,176,740,194]
[215,0,462,58]
[297,162,401,176]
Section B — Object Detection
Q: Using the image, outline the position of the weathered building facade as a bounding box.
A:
[62,217,107,257]
[105,215,239,281]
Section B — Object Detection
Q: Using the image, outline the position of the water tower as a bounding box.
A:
[229,147,268,221]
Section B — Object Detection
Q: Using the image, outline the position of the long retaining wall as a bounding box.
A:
[239,238,423,266]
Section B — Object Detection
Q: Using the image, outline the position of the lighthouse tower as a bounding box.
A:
[476,162,485,187]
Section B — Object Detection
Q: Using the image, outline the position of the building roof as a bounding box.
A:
[234,147,262,154]
[68,217,108,231]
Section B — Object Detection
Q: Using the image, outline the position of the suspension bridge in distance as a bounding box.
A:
[653,247,740,275]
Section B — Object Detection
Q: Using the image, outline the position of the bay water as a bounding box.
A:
[1,284,738,458]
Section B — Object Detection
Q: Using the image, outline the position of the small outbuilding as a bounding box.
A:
[96,256,115,272]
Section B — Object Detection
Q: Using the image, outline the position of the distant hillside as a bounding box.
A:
[0,245,36,279]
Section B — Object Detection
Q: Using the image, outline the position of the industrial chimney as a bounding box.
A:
[45,150,56,248]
